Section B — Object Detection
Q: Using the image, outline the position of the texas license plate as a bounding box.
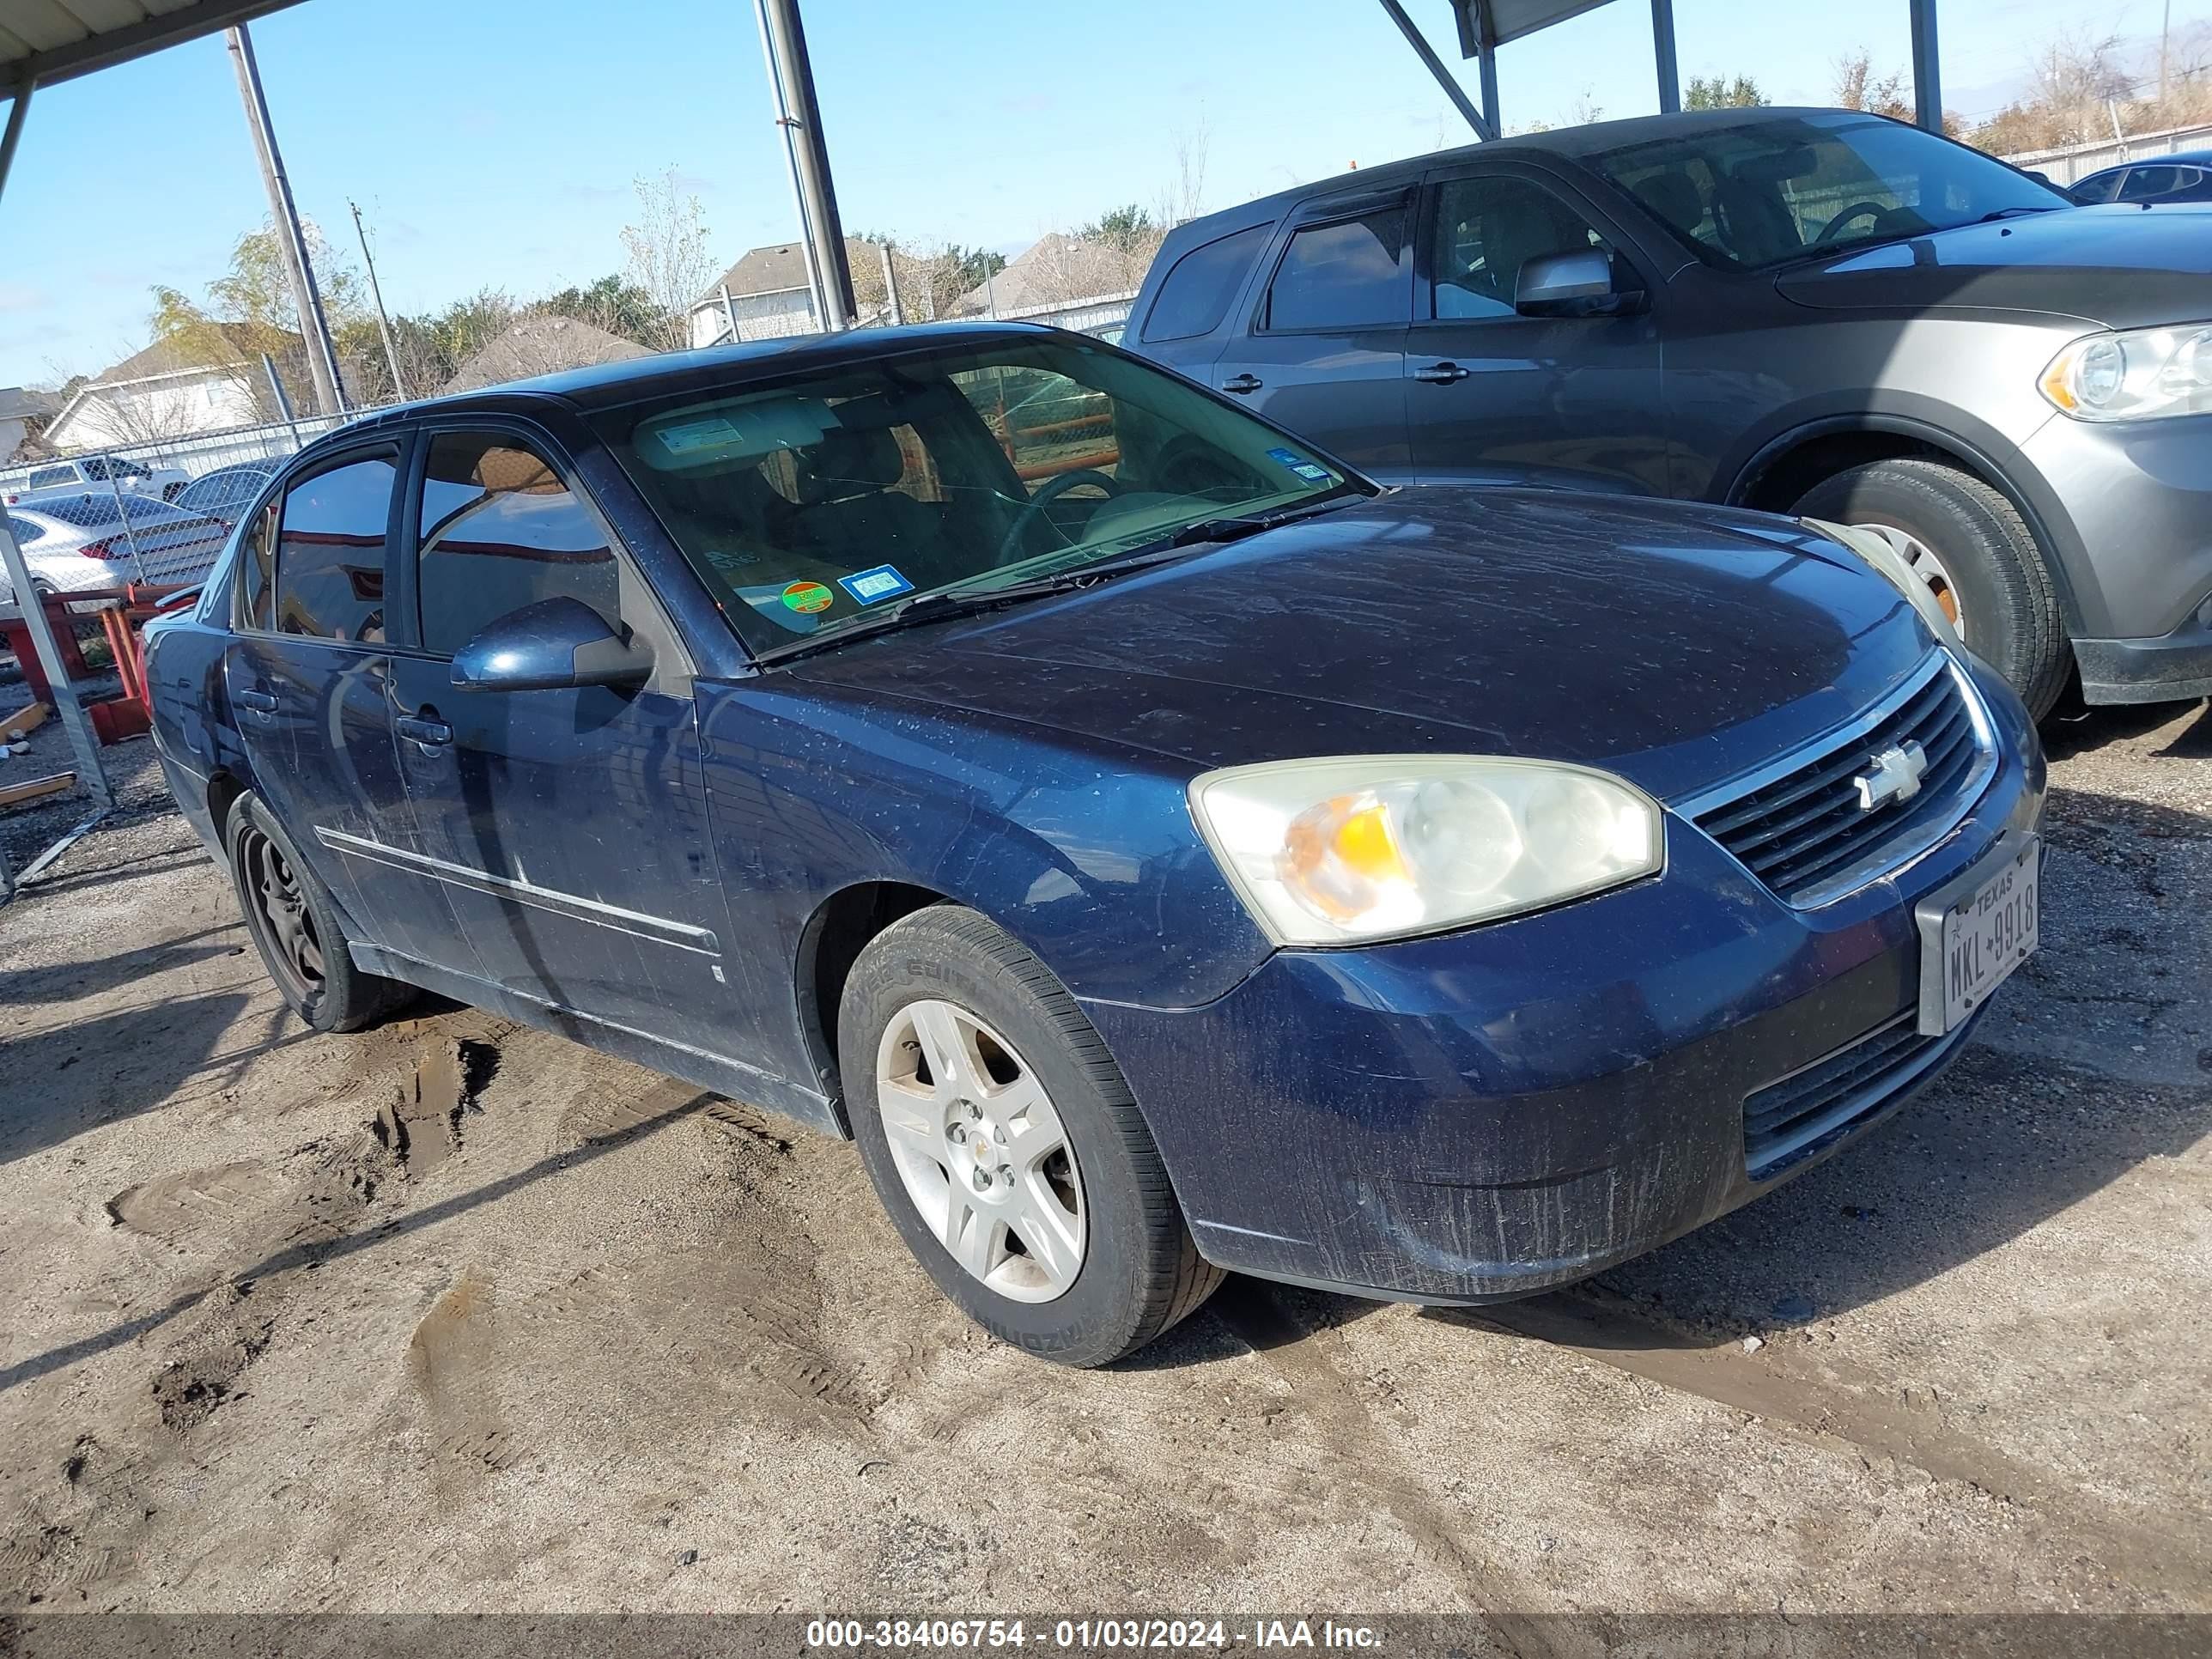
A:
[1917,836,2039,1036]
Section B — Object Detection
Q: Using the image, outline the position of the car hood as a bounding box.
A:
[787,491,1932,805]
[1775,204,2212,330]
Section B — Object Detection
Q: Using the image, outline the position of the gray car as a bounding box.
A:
[1125,106,2212,715]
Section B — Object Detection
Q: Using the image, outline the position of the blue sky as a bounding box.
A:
[3,0,2202,383]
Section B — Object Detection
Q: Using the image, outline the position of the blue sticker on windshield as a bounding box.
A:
[1267,446,1333,483]
[838,563,915,605]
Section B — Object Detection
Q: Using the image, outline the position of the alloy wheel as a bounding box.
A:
[874,999,1086,1304]
[1852,520,1965,630]
[240,825,325,1005]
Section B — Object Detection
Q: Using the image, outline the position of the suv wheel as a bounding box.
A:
[840,904,1222,1366]
[224,793,415,1032]
[1796,458,2069,717]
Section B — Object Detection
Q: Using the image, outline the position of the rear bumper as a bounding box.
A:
[1085,657,2045,1304]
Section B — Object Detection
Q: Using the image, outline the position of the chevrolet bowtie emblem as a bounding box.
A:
[1854,738,1929,811]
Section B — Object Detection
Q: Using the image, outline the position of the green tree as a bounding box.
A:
[539,274,663,345]
[1080,203,1157,256]
[1683,74,1766,110]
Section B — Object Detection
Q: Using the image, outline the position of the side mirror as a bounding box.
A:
[451,596,653,692]
[1515,249,1646,318]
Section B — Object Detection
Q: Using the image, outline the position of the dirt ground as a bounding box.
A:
[0,704,2206,1631]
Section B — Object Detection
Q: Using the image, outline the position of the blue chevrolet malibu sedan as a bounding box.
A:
[146,322,2045,1365]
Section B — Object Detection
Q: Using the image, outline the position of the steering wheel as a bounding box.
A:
[992,469,1124,567]
[1814,201,1897,245]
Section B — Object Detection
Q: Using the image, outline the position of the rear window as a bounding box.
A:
[1261,208,1408,331]
[276,456,395,642]
[1140,224,1268,343]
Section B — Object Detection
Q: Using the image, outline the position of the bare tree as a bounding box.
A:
[620,169,717,353]
[1154,118,1212,230]
[1833,49,1913,120]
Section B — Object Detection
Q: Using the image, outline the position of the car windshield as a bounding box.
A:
[594,336,1362,656]
[1589,112,2069,270]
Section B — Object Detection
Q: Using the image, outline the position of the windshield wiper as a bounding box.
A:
[755,486,1367,667]
[1978,205,2057,222]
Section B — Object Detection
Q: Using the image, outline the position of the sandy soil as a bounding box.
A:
[0,704,2205,1625]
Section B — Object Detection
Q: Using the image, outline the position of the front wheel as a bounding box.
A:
[840,904,1221,1366]
[1796,458,2070,717]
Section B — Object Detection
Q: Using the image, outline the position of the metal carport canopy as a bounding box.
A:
[0,0,302,88]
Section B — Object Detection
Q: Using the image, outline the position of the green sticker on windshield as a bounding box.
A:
[781,580,835,614]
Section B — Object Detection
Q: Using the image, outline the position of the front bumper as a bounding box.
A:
[2022,410,2212,702]
[1085,657,2046,1304]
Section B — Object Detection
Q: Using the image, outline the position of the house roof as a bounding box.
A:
[699,236,878,304]
[948,234,1146,318]
[89,324,301,387]
[0,386,58,423]
[440,315,654,396]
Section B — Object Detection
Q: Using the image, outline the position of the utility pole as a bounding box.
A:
[349,199,406,402]
[226,24,346,416]
[755,0,856,331]
[2160,0,2172,103]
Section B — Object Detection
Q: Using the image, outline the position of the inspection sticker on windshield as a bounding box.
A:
[781,580,836,614]
[1267,446,1332,483]
[838,563,915,605]
[654,416,745,456]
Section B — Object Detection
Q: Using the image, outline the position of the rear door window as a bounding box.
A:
[1141,225,1269,343]
[414,431,623,656]
[28,465,76,489]
[2071,169,2125,204]
[275,456,395,642]
[2120,165,2183,201]
[1261,208,1409,331]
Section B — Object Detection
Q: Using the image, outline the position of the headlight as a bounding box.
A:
[2040,324,2212,422]
[1801,517,1962,648]
[1188,756,1663,946]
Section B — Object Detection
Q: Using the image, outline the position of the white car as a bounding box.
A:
[1,497,230,601]
[2,453,191,507]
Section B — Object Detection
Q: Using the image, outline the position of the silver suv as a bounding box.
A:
[1126,106,2212,716]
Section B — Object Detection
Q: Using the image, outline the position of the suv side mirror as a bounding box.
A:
[1516,249,1646,318]
[451,596,654,692]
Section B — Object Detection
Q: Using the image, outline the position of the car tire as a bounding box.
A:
[839,903,1222,1367]
[223,793,415,1034]
[1796,459,2070,717]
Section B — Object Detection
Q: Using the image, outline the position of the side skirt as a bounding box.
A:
[349,941,847,1139]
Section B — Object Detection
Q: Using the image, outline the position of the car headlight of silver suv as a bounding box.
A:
[2040,323,2212,422]
[1188,757,1663,946]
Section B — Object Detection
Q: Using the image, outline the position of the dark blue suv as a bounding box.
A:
[148,323,2045,1365]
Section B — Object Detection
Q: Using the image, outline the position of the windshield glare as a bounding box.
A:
[1591,113,2069,270]
[595,338,1358,654]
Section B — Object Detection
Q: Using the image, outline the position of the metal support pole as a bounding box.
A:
[1378,0,1493,140]
[0,518,115,812]
[719,283,740,343]
[756,0,857,330]
[102,472,149,586]
[227,24,347,415]
[1651,0,1680,114]
[1908,0,1943,133]
[0,77,30,191]
[879,242,904,326]
[0,77,113,820]
[349,200,406,402]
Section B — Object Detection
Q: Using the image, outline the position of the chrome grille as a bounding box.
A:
[1686,654,1993,908]
[1743,1009,1974,1177]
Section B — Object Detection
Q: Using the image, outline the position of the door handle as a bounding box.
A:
[1221,373,1264,395]
[1413,362,1472,384]
[235,688,277,714]
[396,714,453,748]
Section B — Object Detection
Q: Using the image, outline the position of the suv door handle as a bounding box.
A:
[1413,362,1472,384]
[396,714,453,748]
[1221,373,1264,394]
[236,688,277,714]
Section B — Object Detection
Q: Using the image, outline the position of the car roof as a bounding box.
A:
[1156,106,1905,233]
[285,320,1096,460]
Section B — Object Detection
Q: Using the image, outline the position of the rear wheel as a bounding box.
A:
[840,904,1221,1366]
[224,793,413,1033]
[1796,458,2070,717]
